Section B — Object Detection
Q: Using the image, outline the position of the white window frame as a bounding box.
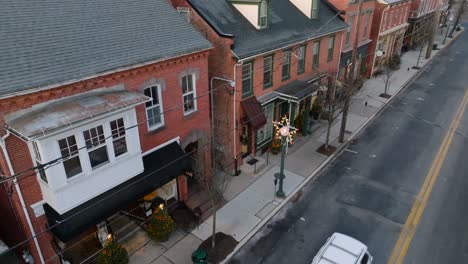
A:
[58,135,83,179]
[32,141,48,183]
[242,62,253,96]
[297,45,306,74]
[110,118,128,157]
[83,125,109,170]
[144,85,164,130]
[263,55,274,87]
[182,74,197,115]
[313,41,320,67]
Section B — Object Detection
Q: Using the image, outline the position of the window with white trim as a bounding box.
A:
[110,118,127,157]
[33,141,48,183]
[83,125,109,169]
[144,86,164,129]
[58,136,82,178]
[182,74,197,114]
[297,45,306,74]
[327,36,335,61]
[282,50,291,80]
[313,41,320,67]
[263,55,274,87]
[242,62,253,96]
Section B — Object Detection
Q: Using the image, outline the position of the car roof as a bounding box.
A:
[316,233,368,264]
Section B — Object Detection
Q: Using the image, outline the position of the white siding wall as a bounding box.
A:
[35,108,143,214]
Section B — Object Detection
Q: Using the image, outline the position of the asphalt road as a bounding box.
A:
[228,25,468,264]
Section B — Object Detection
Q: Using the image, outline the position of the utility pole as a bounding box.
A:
[425,0,442,59]
[339,0,363,143]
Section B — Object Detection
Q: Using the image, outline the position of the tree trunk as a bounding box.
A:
[339,0,363,143]
[449,0,466,37]
[211,200,217,249]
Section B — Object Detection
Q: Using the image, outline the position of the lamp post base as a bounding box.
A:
[276,190,286,198]
[274,172,286,198]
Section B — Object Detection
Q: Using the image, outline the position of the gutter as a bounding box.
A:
[237,27,348,63]
[0,48,212,100]
[186,0,235,38]
[0,132,45,264]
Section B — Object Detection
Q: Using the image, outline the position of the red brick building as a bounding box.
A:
[405,0,449,48]
[172,0,348,172]
[366,0,412,76]
[0,0,211,263]
[327,0,376,79]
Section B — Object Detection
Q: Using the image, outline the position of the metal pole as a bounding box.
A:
[275,135,287,198]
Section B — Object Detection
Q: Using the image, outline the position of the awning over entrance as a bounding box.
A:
[275,79,321,102]
[43,142,191,242]
[241,96,267,129]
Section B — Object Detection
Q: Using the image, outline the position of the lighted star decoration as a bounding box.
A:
[272,116,297,144]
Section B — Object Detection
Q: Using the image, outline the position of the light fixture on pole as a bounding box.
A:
[272,116,296,198]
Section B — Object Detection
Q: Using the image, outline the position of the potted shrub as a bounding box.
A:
[310,99,322,120]
[271,127,281,154]
[97,236,129,264]
[146,205,176,242]
[294,114,304,134]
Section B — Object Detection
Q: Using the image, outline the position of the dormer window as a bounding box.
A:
[311,0,319,18]
[259,1,268,28]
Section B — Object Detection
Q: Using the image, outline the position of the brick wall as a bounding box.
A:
[0,49,211,263]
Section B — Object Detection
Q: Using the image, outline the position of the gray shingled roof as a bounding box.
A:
[189,0,348,59]
[0,0,212,97]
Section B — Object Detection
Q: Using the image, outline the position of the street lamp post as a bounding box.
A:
[273,117,296,198]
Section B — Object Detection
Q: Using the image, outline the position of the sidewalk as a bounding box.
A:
[126,26,464,264]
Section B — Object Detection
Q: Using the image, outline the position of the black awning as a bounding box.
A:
[44,142,191,242]
[241,96,267,129]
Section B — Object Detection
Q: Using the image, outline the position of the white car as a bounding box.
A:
[311,233,373,264]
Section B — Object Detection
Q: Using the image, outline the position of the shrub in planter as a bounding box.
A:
[310,99,322,120]
[271,128,281,154]
[97,237,129,264]
[146,205,176,242]
[294,114,304,133]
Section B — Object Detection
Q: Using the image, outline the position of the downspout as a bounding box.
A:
[336,29,345,80]
[0,131,45,264]
[233,63,242,175]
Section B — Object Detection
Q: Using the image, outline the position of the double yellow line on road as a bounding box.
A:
[387,88,468,264]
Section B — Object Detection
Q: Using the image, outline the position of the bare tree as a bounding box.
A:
[317,75,343,154]
[193,133,230,249]
[380,65,394,98]
[448,0,467,37]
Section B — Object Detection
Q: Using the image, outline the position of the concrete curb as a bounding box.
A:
[220,28,464,264]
